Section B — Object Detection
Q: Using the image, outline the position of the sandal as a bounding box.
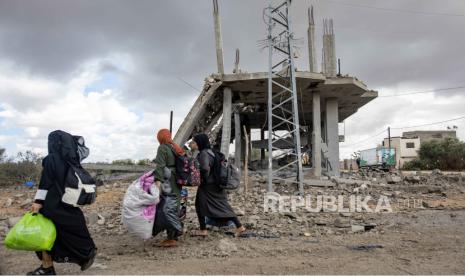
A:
[235,226,247,238]
[27,266,56,275]
[190,230,208,237]
[159,239,177,247]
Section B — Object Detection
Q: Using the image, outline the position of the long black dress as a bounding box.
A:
[34,130,96,265]
[195,148,236,221]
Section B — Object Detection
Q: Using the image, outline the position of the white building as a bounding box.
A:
[382,137,420,169]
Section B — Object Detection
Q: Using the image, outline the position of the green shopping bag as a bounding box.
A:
[5,212,56,251]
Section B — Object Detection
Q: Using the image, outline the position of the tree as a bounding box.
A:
[112,159,135,165]
[403,138,465,171]
[137,159,152,166]
[0,147,5,162]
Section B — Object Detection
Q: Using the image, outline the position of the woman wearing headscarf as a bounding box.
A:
[29,130,96,275]
[190,133,246,237]
[152,129,185,247]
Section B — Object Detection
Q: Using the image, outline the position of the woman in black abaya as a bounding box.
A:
[190,133,246,237]
[29,130,96,275]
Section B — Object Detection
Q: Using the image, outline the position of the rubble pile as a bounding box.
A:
[1,170,464,241]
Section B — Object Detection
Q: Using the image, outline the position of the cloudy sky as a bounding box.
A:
[0,0,464,162]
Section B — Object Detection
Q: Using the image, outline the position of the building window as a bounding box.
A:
[406,142,415,148]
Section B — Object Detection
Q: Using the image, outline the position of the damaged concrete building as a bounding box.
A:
[174,1,377,180]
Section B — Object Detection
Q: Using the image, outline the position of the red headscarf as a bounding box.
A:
[157,129,185,156]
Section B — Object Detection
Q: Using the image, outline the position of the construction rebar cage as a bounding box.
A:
[264,0,304,193]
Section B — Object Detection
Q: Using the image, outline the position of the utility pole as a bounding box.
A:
[387,126,391,149]
[388,126,393,170]
[170,111,173,133]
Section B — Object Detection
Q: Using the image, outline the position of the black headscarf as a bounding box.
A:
[193,133,224,183]
[193,134,211,152]
[48,130,85,166]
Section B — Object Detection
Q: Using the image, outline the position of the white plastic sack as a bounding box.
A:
[122,171,160,240]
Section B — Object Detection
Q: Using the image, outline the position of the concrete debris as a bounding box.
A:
[339,212,352,217]
[4,198,13,208]
[19,198,32,208]
[97,214,106,226]
[386,174,402,184]
[246,215,260,228]
[0,219,9,237]
[7,217,22,228]
[87,212,99,225]
[353,183,369,194]
[314,218,329,226]
[432,169,443,176]
[334,218,351,228]
[404,175,421,184]
[350,225,365,233]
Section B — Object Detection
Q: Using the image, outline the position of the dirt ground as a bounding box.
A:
[1,171,465,275]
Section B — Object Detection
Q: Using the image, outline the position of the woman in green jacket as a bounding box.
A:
[153,129,185,247]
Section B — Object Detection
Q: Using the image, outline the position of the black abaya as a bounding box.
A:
[194,149,236,219]
[34,131,96,265]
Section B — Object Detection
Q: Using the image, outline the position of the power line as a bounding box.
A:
[175,76,201,93]
[391,115,465,130]
[341,129,386,147]
[378,85,465,98]
[325,0,465,18]
[342,115,465,147]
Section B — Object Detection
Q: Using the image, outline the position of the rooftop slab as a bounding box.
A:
[214,71,377,128]
[174,71,377,144]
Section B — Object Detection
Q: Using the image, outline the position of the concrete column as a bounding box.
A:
[220,87,232,156]
[322,19,337,77]
[212,0,224,74]
[234,112,241,169]
[325,98,339,176]
[312,91,322,177]
[307,6,317,73]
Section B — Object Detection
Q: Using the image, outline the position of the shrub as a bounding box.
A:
[137,159,152,166]
[0,150,43,187]
[112,159,135,165]
[403,138,465,171]
[0,147,5,162]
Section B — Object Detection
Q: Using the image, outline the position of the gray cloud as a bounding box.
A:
[1,0,464,159]
[2,0,464,90]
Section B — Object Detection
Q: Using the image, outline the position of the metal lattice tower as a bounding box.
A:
[265,0,304,193]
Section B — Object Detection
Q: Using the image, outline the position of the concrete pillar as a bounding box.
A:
[212,0,224,74]
[220,87,232,156]
[325,98,339,176]
[323,19,337,77]
[234,112,241,169]
[312,91,322,177]
[307,6,317,73]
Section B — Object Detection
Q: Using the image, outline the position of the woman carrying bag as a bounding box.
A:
[29,130,96,275]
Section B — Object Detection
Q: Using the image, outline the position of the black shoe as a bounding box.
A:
[80,248,97,271]
[26,266,56,275]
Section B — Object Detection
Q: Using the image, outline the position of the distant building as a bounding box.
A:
[383,137,420,169]
[340,159,359,171]
[381,130,456,169]
[402,130,457,143]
